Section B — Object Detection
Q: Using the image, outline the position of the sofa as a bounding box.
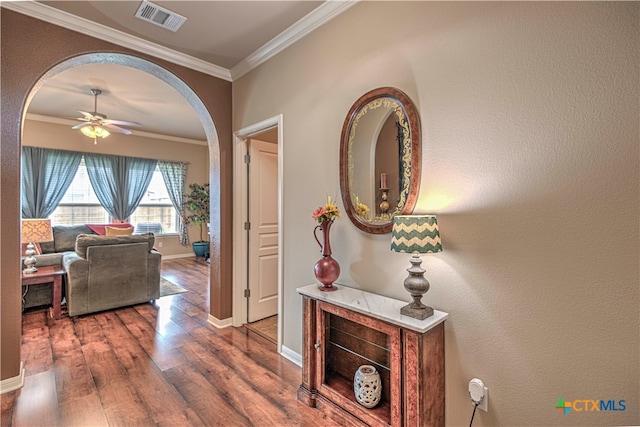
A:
[22,224,97,310]
[23,224,161,316]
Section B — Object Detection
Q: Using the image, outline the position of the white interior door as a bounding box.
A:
[247,138,279,322]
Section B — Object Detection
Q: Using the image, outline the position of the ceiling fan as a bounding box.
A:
[72,88,142,144]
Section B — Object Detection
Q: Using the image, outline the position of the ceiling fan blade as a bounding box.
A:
[103,123,134,135]
[104,119,142,127]
[78,110,98,120]
[72,90,140,136]
[72,122,93,130]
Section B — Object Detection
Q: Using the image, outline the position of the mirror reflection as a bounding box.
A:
[340,87,421,234]
[349,97,409,222]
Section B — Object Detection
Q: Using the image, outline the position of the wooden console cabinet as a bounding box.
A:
[297,284,448,427]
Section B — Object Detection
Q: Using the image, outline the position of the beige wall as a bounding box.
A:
[234,2,639,426]
[23,118,209,256]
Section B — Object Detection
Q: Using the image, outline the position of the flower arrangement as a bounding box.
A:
[354,195,369,219]
[312,195,341,223]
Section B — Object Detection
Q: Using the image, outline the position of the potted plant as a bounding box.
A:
[184,182,210,258]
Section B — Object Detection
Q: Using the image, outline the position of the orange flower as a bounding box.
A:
[312,207,325,221]
[312,196,341,223]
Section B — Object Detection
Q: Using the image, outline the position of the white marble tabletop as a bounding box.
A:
[297,283,448,333]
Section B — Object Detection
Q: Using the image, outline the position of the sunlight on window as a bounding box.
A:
[130,169,177,234]
[50,159,109,225]
[49,160,178,234]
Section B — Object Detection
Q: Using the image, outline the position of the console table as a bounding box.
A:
[297,284,448,427]
[22,265,65,320]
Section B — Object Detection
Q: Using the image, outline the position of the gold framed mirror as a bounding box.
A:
[340,87,421,234]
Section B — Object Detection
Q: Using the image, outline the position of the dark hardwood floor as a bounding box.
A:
[1,257,337,426]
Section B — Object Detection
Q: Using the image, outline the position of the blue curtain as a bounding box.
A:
[84,153,157,221]
[21,147,82,218]
[158,160,190,245]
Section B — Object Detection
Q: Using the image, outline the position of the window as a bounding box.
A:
[50,159,178,234]
[50,159,110,225]
[129,168,177,234]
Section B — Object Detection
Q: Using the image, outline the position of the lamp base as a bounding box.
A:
[400,304,433,320]
[23,266,38,274]
[23,251,38,274]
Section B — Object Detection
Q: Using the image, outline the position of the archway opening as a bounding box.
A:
[20,52,221,314]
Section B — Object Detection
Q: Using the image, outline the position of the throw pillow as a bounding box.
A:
[105,226,134,236]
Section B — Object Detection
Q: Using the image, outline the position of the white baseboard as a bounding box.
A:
[208,314,232,328]
[280,345,302,367]
[161,253,197,260]
[0,361,25,394]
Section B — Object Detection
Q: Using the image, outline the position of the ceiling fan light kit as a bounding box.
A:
[73,88,142,144]
[80,125,110,144]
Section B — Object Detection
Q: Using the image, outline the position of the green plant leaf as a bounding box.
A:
[183,182,210,242]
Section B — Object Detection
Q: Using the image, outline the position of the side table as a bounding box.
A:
[21,265,65,320]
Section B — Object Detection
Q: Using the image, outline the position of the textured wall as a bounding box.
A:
[233,2,639,425]
[1,9,232,382]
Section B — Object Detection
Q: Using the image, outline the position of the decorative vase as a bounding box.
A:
[313,220,340,291]
[192,241,210,258]
[354,365,382,408]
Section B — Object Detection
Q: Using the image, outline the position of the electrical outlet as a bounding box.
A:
[469,378,488,412]
[478,386,488,412]
[158,241,163,248]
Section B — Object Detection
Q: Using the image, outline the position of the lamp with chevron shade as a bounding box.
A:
[391,215,442,320]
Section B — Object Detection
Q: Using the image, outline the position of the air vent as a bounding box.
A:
[134,1,187,32]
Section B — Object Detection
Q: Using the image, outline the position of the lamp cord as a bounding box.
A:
[469,402,479,427]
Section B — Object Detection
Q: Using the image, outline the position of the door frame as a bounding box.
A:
[233,115,284,353]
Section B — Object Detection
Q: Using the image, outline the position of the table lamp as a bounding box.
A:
[390,215,442,320]
[21,218,53,274]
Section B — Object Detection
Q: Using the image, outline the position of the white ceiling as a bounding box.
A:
[28,64,208,141]
[39,1,325,71]
[8,1,356,142]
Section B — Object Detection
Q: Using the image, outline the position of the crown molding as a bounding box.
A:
[230,0,359,80]
[25,113,208,146]
[2,0,358,82]
[1,1,233,82]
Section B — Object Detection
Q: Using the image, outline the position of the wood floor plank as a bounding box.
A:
[194,323,302,387]
[178,340,294,424]
[164,363,252,427]
[186,327,328,423]
[1,390,18,427]
[21,312,54,376]
[165,295,209,324]
[136,299,204,334]
[118,304,186,371]
[10,371,60,426]
[115,307,189,371]
[49,319,96,403]
[119,304,192,348]
[96,311,202,426]
[72,313,108,346]
[75,317,155,426]
[6,257,333,427]
[58,393,109,427]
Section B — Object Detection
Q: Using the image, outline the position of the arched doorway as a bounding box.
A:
[20,53,221,313]
[1,10,231,389]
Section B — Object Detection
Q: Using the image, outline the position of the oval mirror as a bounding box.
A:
[340,87,421,234]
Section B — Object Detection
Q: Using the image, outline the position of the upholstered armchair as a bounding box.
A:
[63,234,161,316]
